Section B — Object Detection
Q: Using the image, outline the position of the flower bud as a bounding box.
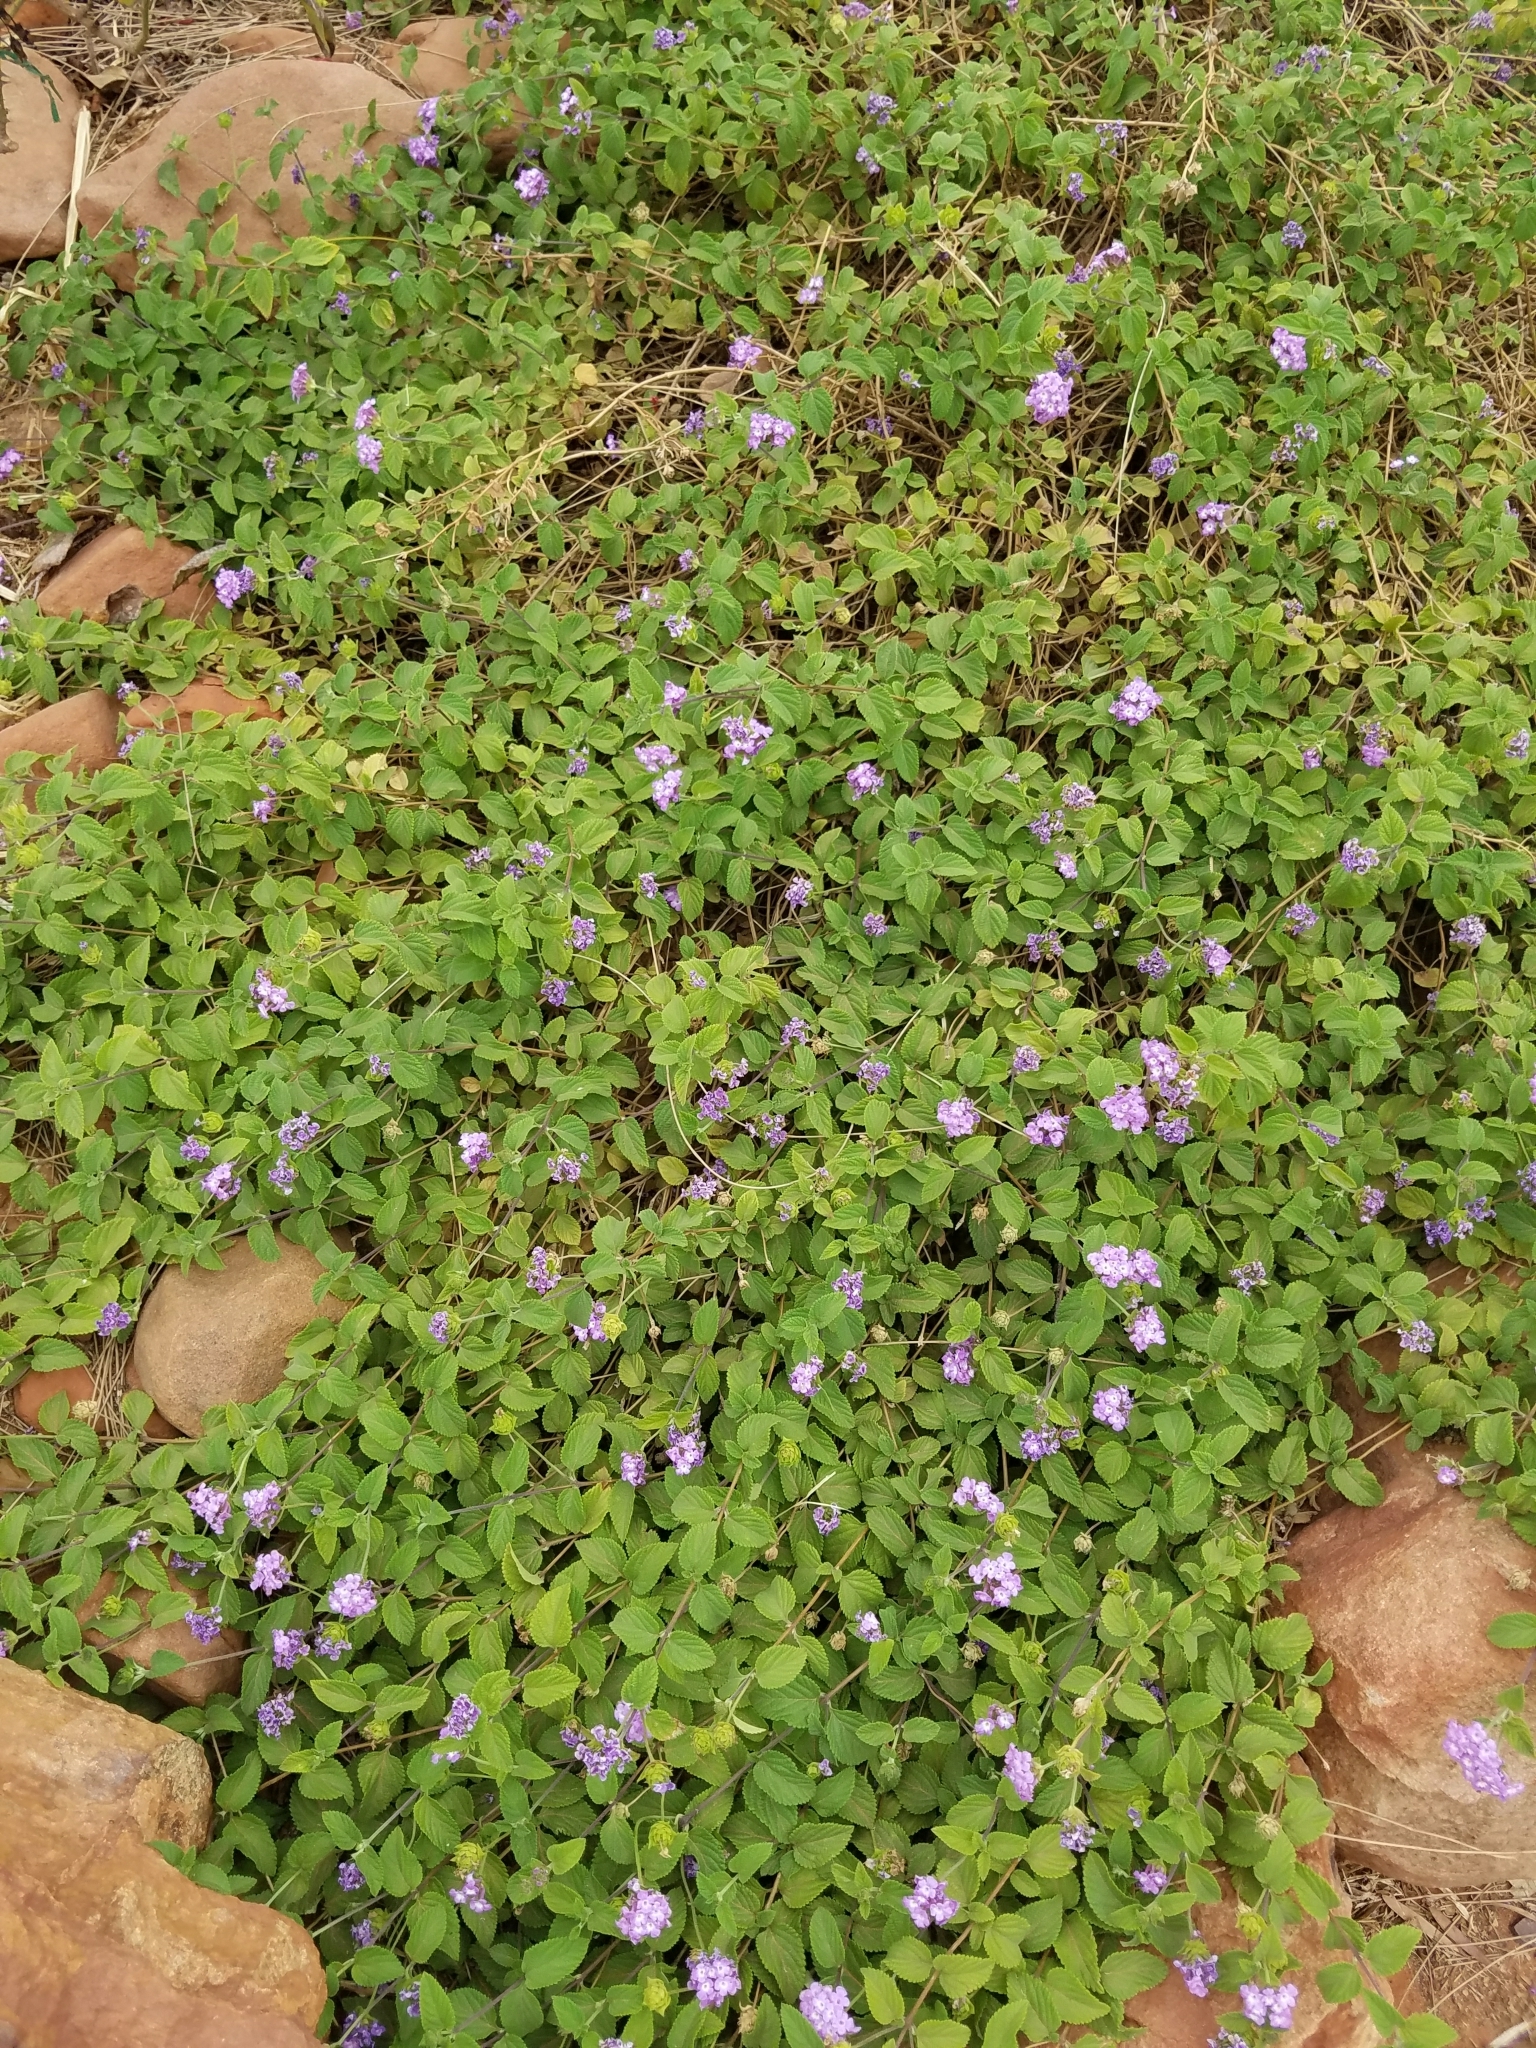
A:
[642,1978,671,2014]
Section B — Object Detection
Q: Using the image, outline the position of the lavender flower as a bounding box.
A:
[1134,1864,1170,1895]
[271,1628,308,1670]
[1270,326,1308,372]
[214,565,256,609]
[800,1985,858,2046]
[1100,1083,1150,1132]
[1230,1259,1268,1294]
[616,1880,673,1942]
[515,165,549,204]
[1110,676,1162,725]
[1012,1045,1043,1074]
[689,1950,742,2008]
[290,363,310,400]
[244,1482,282,1533]
[250,1551,291,1595]
[953,1476,1004,1521]
[1025,1110,1069,1147]
[449,1869,492,1914]
[798,274,825,305]
[96,1302,133,1337]
[1060,1820,1095,1852]
[432,1693,481,1762]
[250,968,294,1017]
[862,911,888,937]
[1197,501,1237,536]
[1087,1246,1161,1288]
[1092,1384,1133,1431]
[785,876,814,909]
[459,1130,493,1171]
[1450,915,1487,949]
[1175,1955,1219,1997]
[728,335,764,369]
[328,1574,378,1619]
[1126,1305,1167,1351]
[858,1058,891,1091]
[1285,902,1319,935]
[1028,369,1073,425]
[1240,1983,1301,2028]
[257,1690,296,1738]
[973,1703,1015,1737]
[846,761,884,798]
[1201,937,1234,976]
[746,411,796,451]
[184,1608,224,1645]
[201,1162,242,1203]
[942,1339,975,1384]
[1338,839,1380,874]
[1137,947,1170,980]
[1281,219,1307,249]
[1149,452,1178,480]
[970,1551,1022,1607]
[1002,1745,1037,1802]
[936,1097,979,1139]
[667,1421,705,1474]
[834,1268,864,1310]
[853,1611,884,1642]
[903,1873,959,1929]
[1398,1320,1435,1354]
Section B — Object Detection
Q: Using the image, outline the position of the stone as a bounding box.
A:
[0,49,78,262]
[1124,1831,1411,2048]
[0,693,118,801]
[0,1660,326,2046]
[125,678,275,732]
[76,59,423,272]
[380,17,530,164]
[1284,1458,1536,1888]
[11,1364,97,1430]
[0,1657,211,1852]
[132,1229,345,1436]
[11,0,74,23]
[77,1562,247,1707]
[36,527,214,625]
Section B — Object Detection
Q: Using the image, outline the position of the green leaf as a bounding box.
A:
[863,1969,906,2025]
[1098,1949,1168,1999]
[1363,1924,1421,1975]
[529,1585,572,1648]
[524,1932,590,1988]
[1488,1611,1536,1650]
[1253,1613,1314,1671]
[756,1642,808,1690]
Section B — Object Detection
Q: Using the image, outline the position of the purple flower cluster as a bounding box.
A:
[953,1475,1005,1521]
[1087,1244,1161,1288]
[1110,675,1162,725]
[903,1873,959,1929]
[616,1880,673,1942]
[1240,1983,1301,2029]
[800,1985,858,2046]
[969,1551,1022,1606]
[689,1950,742,2008]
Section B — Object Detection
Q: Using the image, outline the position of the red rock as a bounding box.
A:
[0,48,78,261]
[77,1563,247,1707]
[11,0,74,23]
[36,528,214,625]
[380,17,530,163]
[76,59,423,273]
[1125,1834,1412,2048]
[0,1659,326,2046]
[132,1230,346,1436]
[1284,1458,1536,1887]
[0,694,117,802]
[125,679,274,731]
[0,1657,211,1852]
[12,1365,97,1431]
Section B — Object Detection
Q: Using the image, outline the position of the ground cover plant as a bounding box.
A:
[2,0,1536,2042]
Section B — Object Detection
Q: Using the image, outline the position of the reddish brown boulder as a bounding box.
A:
[12,1365,97,1430]
[76,59,422,270]
[0,1657,211,1853]
[132,1230,345,1436]
[10,0,74,23]
[1284,1459,1536,1887]
[0,694,117,799]
[0,50,78,261]
[125,679,274,732]
[1125,1834,1408,2048]
[36,528,214,626]
[0,1659,326,2047]
[380,18,530,163]
[77,1563,247,1707]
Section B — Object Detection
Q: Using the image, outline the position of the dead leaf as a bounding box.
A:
[103,583,146,626]
[699,368,741,396]
[25,532,76,590]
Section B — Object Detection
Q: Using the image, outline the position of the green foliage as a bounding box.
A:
[2,0,1535,2043]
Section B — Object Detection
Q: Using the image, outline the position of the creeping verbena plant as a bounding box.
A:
[2,0,1536,2043]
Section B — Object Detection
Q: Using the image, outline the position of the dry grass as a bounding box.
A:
[1342,1860,1536,2048]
